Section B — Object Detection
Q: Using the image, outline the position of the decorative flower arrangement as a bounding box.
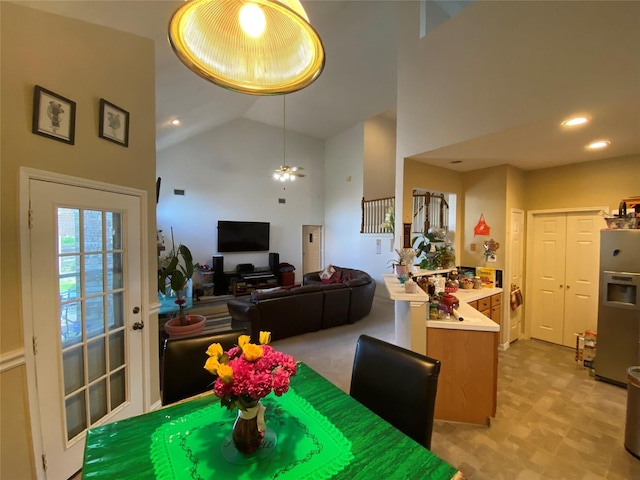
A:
[204,332,297,411]
[380,205,395,236]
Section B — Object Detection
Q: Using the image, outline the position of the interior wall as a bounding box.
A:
[363,113,396,199]
[0,3,156,477]
[403,159,463,257]
[156,117,325,279]
[396,1,639,160]
[524,154,639,212]
[461,166,508,269]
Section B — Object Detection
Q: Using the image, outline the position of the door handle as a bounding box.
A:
[132,306,140,314]
[566,285,571,290]
[133,321,144,330]
[559,285,563,288]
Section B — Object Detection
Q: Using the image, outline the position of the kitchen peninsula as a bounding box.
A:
[383,274,501,426]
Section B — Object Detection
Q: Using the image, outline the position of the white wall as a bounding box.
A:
[324,122,393,294]
[156,117,324,279]
[364,113,396,199]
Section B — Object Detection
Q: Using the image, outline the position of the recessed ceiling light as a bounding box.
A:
[562,116,589,127]
[586,140,610,150]
[171,119,181,126]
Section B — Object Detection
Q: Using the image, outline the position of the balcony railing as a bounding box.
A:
[361,196,394,234]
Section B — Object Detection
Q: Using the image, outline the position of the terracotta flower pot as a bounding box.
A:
[164,314,206,338]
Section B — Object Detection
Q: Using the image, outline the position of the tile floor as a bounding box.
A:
[272,296,640,480]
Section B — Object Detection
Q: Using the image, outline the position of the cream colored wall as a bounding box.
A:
[524,155,639,212]
[0,3,156,478]
[461,166,508,269]
[403,159,463,253]
[363,114,396,199]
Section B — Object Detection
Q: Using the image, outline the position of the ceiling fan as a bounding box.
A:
[274,165,305,181]
[273,95,304,182]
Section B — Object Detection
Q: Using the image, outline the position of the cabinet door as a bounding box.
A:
[491,305,501,327]
[468,300,478,310]
[478,297,490,311]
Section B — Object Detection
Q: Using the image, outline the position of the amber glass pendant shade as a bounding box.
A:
[169,0,325,95]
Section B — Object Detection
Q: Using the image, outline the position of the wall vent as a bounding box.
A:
[174,189,185,196]
[278,198,286,204]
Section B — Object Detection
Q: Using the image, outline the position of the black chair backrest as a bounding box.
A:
[349,334,441,449]
[161,328,247,406]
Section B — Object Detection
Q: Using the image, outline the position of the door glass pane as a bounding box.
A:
[109,331,125,370]
[85,253,104,295]
[60,301,82,345]
[107,253,123,290]
[87,338,106,382]
[57,206,129,438]
[59,255,80,299]
[106,212,122,250]
[107,292,124,330]
[58,208,80,254]
[110,369,126,409]
[89,380,108,424]
[63,346,85,395]
[84,210,103,252]
[65,393,87,440]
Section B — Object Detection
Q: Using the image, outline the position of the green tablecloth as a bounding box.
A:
[83,363,458,479]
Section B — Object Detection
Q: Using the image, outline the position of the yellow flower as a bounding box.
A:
[238,335,251,349]
[204,357,220,375]
[206,343,223,358]
[259,331,271,345]
[217,363,234,383]
[242,343,263,362]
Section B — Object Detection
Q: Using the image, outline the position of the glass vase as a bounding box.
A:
[232,402,266,454]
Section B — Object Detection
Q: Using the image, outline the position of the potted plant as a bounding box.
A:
[158,239,205,337]
[413,232,456,270]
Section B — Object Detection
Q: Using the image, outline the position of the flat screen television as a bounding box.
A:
[217,221,270,252]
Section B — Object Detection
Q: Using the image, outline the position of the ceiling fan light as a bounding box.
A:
[168,0,325,95]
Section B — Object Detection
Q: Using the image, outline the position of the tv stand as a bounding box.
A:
[231,268,278,296]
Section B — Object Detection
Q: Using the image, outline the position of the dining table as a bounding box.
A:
[82,362,463,479]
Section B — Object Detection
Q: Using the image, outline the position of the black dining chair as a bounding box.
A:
[161,328,247,406]
[349,334,441,449]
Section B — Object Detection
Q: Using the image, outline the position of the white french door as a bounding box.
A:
[28,178,144,479]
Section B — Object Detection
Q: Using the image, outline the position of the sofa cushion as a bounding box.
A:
[322,282,348,291]
[250,288,292,303]
[290,284,322,295]
[345,276,370,287]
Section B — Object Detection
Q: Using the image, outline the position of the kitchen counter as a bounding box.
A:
[383,274,500,426]
[427,287,502,332]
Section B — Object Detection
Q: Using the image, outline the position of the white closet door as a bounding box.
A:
[563,213,601,346]
[530,214,566,345]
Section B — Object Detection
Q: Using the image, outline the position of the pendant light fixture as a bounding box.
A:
[274,96,305,181]
[168,0,325,95]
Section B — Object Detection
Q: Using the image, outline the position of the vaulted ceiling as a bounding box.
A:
[23,1,640,171]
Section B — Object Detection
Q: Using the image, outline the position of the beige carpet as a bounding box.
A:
[269,296,640,480]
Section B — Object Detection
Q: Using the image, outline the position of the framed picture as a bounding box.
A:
[99,99,129,147]
[32,85,76,145]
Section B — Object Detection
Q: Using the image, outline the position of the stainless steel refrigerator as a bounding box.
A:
[595,230,640,387]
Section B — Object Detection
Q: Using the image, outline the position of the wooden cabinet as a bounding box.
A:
[472,293,502,328]
[426,327,498,425]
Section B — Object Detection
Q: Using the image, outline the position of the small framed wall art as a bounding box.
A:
[99,99,129,147]
[32,85,76,145]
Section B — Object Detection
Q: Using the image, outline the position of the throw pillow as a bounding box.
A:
[320,264,335,280]
[330,269,343,284]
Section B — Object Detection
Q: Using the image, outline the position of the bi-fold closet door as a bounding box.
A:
[529,212,601,347]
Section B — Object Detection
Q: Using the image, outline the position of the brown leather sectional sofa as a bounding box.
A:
[227,267,376,342]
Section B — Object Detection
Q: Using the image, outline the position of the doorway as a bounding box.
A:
[302,225,322,275]
[526,208,605,347]
[21,171,147,479]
